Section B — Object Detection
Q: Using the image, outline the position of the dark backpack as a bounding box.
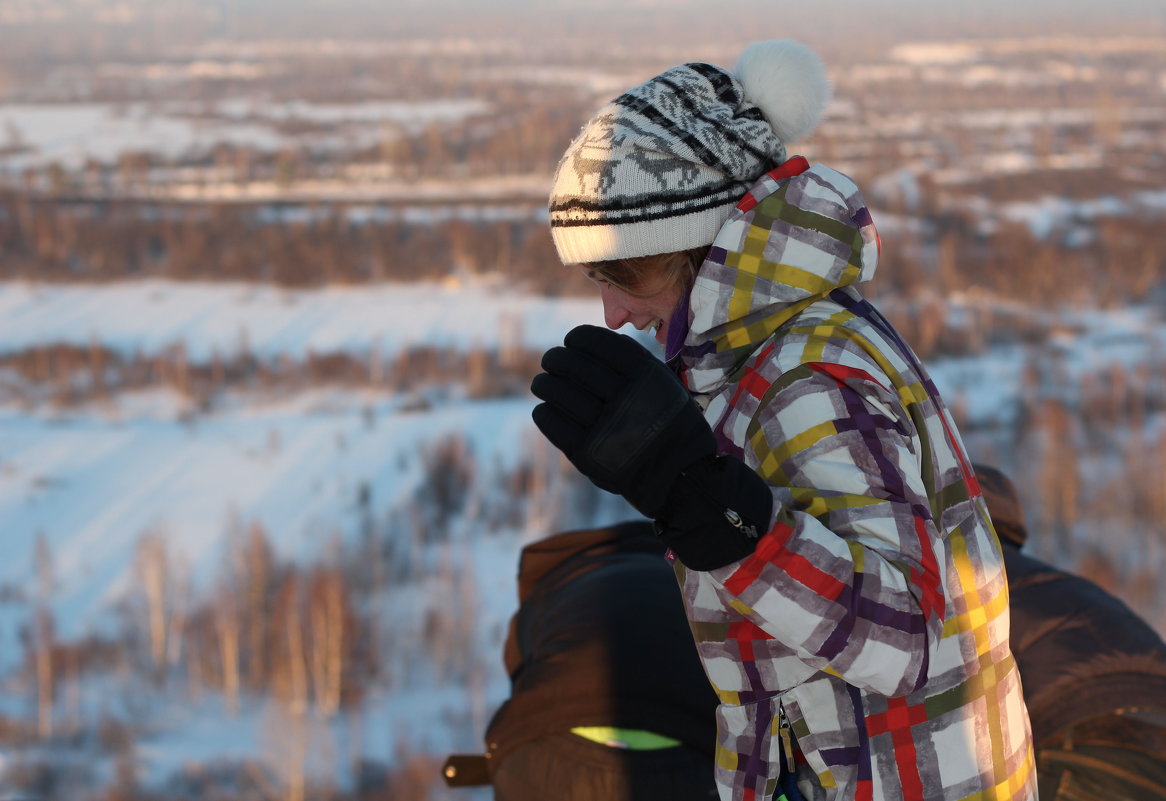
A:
[1006,551,1166,800]
[444,522,718,787]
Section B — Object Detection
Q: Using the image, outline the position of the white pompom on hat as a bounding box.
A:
[735,39,832,145]
[548,40,831,265]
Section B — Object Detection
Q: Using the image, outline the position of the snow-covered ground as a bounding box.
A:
[2,279,1162,627]
[0,278,637,795]
[0,99,492,172]
[0,391,545,639]
[0,278,599,361]
[1,278,1164,795]
[3,281,1164,617]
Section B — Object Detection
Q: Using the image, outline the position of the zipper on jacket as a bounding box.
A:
[778,702,795,775]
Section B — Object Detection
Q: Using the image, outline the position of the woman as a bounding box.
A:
[531,40,1037,801]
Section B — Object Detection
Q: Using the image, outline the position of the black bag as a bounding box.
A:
[444,521,718,788]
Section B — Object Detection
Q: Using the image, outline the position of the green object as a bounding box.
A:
[569,726,683,750]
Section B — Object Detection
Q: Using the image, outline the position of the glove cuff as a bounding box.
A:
[655,456,773,571]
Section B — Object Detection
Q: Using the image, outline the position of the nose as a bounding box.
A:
[600,285,631,330]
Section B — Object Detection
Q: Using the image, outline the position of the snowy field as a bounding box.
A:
[0,99,492,171]
[3,279,1165,600]
[0,278,613,641]
[1,277,1165,794]
[0,279,632,794]
[3,279,1164,622]
[0,278,600,361]
[0,392,544,638]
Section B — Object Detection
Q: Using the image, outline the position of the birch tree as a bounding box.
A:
[135,532,170,673]
[33,532,55,739]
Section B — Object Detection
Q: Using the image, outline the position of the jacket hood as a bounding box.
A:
[679,157,881,394]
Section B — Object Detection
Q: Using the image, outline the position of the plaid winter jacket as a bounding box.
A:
[673,157,1038,801]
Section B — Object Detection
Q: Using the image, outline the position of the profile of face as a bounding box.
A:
[577,264,687,346]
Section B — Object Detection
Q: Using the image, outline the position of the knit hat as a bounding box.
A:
[548,39,832,265]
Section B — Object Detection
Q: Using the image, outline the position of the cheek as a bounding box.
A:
[654,288,684,321]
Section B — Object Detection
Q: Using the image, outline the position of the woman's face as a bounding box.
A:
[577,264,686,345]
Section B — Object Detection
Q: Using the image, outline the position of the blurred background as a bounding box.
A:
[0,1,1164,798]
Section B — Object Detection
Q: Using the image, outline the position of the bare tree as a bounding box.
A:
[214,584,242,716]
[238,523,273,690]
[308,567,346,718]
[274,574,309,801]
[135,532,171,674]
[1037,398,1081,554]
[33,532,55,740]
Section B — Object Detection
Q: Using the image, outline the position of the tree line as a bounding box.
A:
[2,189,1163,312]
[0,338,543,415]
[0,192,567,291]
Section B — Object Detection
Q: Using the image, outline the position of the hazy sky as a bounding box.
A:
[388,0,1166,42]
[2,0,1162,60]
[409,0,1165,18]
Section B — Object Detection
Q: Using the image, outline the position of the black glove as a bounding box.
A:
[531,324,713,518]
[654,455,774,571]
[531,325,774,571]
